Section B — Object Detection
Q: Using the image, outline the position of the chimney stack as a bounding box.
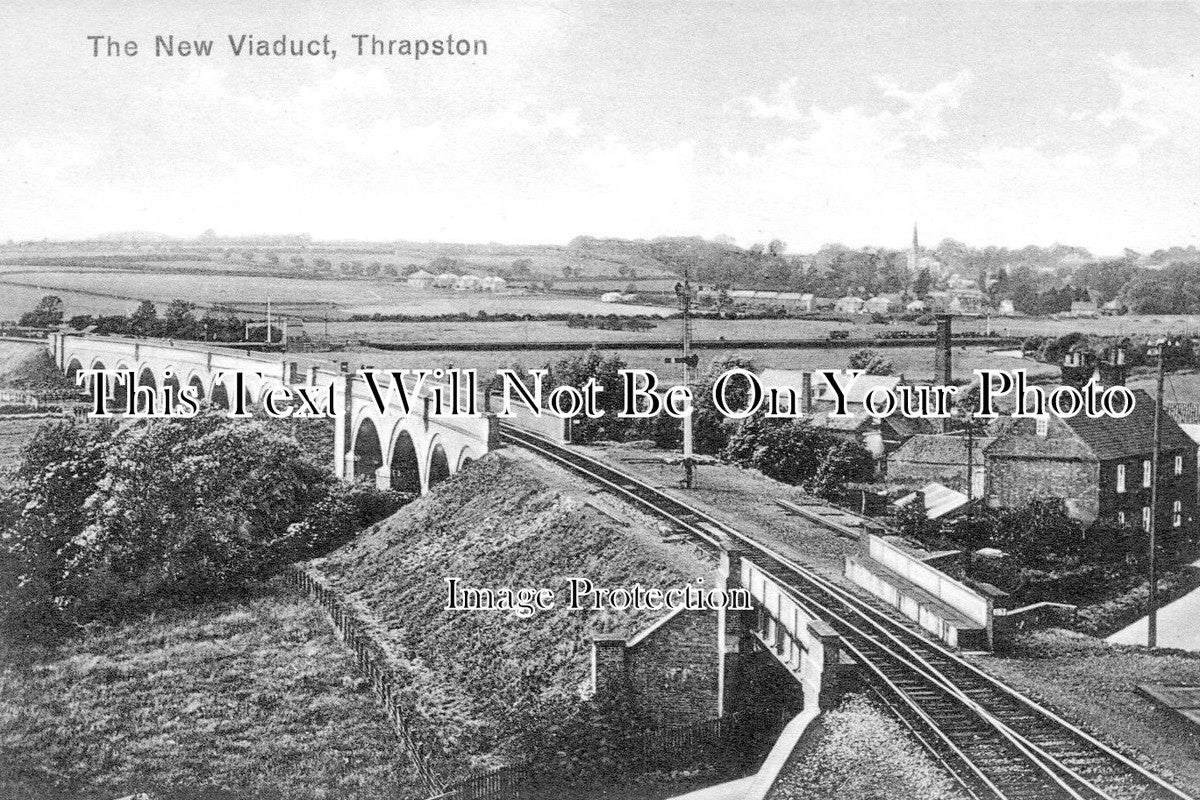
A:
[934,314,952,384]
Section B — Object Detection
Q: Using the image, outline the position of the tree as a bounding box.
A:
[722,417,830,485]
[548,349,628,442]
[512,258,534,277]
[0,414,408,634]
[0,420,115,638]
[163,299,199,338]
[692,356,759,454]
[895,492,936,544]
[847,348,894,376]
[18,295,64,327]
[130,300,159,336]
[913,267,932,297]
[809,440,875,500]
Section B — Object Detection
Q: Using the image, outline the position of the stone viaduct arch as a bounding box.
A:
[50,333,497,495]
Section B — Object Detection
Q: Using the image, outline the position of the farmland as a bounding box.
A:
[332,342,1053,385]
[0,269,670,322]
[0,582,418,800]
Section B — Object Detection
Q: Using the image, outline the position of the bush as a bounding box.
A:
[282,480,413,558]
[0,414,411,637]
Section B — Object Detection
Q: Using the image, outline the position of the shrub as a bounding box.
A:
[0,414,411,636]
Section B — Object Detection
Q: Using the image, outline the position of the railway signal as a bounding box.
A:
[672,271,697,488]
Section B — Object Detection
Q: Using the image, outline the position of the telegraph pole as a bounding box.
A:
[1147,338,1166,648]
[667,267,698,488]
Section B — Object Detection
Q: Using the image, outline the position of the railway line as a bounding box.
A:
[499,423,1195,800]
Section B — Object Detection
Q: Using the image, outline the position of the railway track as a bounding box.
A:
[499,424,1194,800]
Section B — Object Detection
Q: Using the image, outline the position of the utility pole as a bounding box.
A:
[266,297,273,345]
[668,266,698,488]
[1148,338,1166,649]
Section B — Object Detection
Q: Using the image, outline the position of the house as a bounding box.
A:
[985,390,1197,549]
[406,269,435,289]
[997,299,1016,316]
[810,371,901,410]
[906,299,928,312]
[887,433,992,497]
[481,276,507,292]
[434,272,458,288]
[1069,300,1099,318]
[863,296,895,314]
[836,296,865,314]
[948,288,985,315]
[454,274,482,291]
[754,369,925,456]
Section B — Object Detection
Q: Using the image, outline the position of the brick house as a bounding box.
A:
[887,433,994,497]
[985,390,1197,551]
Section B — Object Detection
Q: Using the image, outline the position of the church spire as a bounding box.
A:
[912,222,919,252]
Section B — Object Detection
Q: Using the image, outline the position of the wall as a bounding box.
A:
[987,455,1099,522]
[625,608,723,726]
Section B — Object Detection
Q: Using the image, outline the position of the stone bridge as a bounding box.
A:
[50,333,496,494]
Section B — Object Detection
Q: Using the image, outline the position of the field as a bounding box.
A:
[0,269,671,322]
[0,581,418,800]
[329,342,1053,386]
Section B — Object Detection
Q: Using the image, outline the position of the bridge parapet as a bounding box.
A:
[50,333,495,494]
[740,557,850,710]
[845,531,996,649]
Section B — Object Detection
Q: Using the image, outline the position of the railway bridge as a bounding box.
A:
[49,333,496,494]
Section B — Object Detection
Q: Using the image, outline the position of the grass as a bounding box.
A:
[768,693,964,800]
[308,451,717,780]
[970,629,1200,796]
[0,270,672,322]
[0,417,52,472]
[0,582,421,800]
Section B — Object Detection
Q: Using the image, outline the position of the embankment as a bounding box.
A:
[308,449,717,777]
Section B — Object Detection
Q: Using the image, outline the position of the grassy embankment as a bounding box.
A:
[308,449,717,781]
[0,583,420,800]
[0,343,76,470]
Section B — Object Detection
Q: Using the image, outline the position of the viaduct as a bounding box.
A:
[49,333,497,495]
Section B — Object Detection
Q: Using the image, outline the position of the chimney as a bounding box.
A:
[800,370,813,414]
[1098,342,1128,386]
[934,314,952,384]
[1060,348,1094,389]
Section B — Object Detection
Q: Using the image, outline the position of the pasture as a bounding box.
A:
[0,269,672,323]
[332,342,1052,386]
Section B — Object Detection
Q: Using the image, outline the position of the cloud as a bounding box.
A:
[743,77,804,121]
[876,71,974,141]
[1092,52,1200,146]
[740,70,973,159]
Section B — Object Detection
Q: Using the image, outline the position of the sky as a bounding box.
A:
[2,0,1200,253]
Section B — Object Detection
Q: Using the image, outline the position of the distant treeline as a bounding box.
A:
[641,236,1200,315]
[19,295,278,343]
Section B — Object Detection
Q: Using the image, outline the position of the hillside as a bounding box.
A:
[0,583,417,800]
[308,449,717,776]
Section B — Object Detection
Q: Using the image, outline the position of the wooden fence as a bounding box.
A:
[433,708,779,800]
[283,566,446,795]
[288,565,785,800]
